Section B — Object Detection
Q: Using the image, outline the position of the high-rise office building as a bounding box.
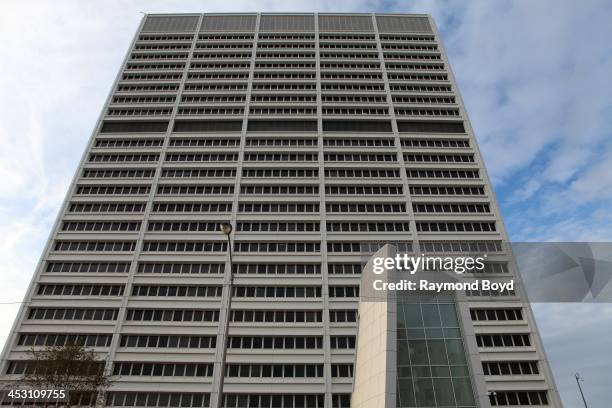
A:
[0,13,561,408]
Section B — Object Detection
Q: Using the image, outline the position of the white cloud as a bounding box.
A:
[0,2,611,406]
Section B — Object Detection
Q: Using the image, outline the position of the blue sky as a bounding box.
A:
[0,1,611,406]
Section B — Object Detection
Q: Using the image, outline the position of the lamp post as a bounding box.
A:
[217,222,234,408]
[575,373,588,408]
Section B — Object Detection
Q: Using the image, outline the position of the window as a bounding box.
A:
[152,202,233,213]
[397,121,465,133]
[329,310,357,323]
[168,137,240,147]
[489,391,548,406]
[417,222,496,232]
[326,202,406,213]
[18,333,112,347]
[225,364,324,378]
[251,95,316,103]
[177,107,244,115]
[234,242,320,253]
[323,138,394,147]
[420,240,503,253]
[165,153,238,162]
[382,43,438,51]
[329,286,360,298]
[125,309,219,322]
[253,73,316,81]
[390,84,450,93]
[401,138,467,147]
[409,185,485,196]
[137,263,224,274]
[156,185,234,195]
[61,221,140,232]
[120,335,216,349]
[122,72,183,81]
[105,392,210,407]
[6,361,104,376]
[403,153,473,163]
[53,241,136,252]
[331,364,354,377]
[327,222,409,232]
[231,310,322,323]
[238,203,319,213]
[161,168,236,178]
[322,83,384,92]
[37,284,124,297]
[68,202,145,213]
[228,336,323,350]
[406,169,480,179]
[131,285,222,297]
[327,241,412,253]
[244,153,317,162]
[88,153,159,163]
[27,308,118,321]
[470,308,523,321]
[100,120,168,133]
[130,52,188,60]
[246,120,317,132]
[465,288,516,297]
[325,185,403,195]
[113,362,213,377]
[75,185,150,195]
[46,262,131,273]
[183,83,247,92]
[232,286,321,298]
[82,169,154,179]
[245,138,317,147]
[148,222,225,232]
[482,361,539,376]
[240,185,318,195]
[322,107,389,116]
[193,52,252,59]
[387,72,448,81]
[330,336,356,349]
[94,138,164,148]
[116,84,179,92]
[324,168,399,178]
[237,222,320,232]
[189,63,250,71]
[138,34,194,41]
[328,264,361,275]
[172,120,242,132]
[412,203,490,214]
[332,394,351,408]
[242,168,318,178]
[222,394,323,408]
[476,334,531,347]
[323,120,392,133]
[233,264,321,275]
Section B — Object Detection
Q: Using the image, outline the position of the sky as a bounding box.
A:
[0,0,611,406]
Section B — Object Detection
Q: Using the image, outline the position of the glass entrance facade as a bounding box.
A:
[396,293,476,408]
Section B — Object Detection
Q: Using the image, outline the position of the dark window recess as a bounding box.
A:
[397,121,465,133]
[323,120,392,132]
[247,120,318,132]
[172,120,243,132]
[100,121,168,133]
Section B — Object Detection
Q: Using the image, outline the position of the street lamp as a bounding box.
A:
[216,222,234,408]
[219,222,233,264]
[575,373,588,408]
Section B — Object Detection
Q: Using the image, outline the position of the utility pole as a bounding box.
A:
[575,373,588,408]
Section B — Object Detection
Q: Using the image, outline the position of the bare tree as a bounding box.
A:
[19,343,110,406]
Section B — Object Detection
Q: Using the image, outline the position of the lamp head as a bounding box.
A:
[219,222,233,235]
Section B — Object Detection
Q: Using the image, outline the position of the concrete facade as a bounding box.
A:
[0,13,561,407]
